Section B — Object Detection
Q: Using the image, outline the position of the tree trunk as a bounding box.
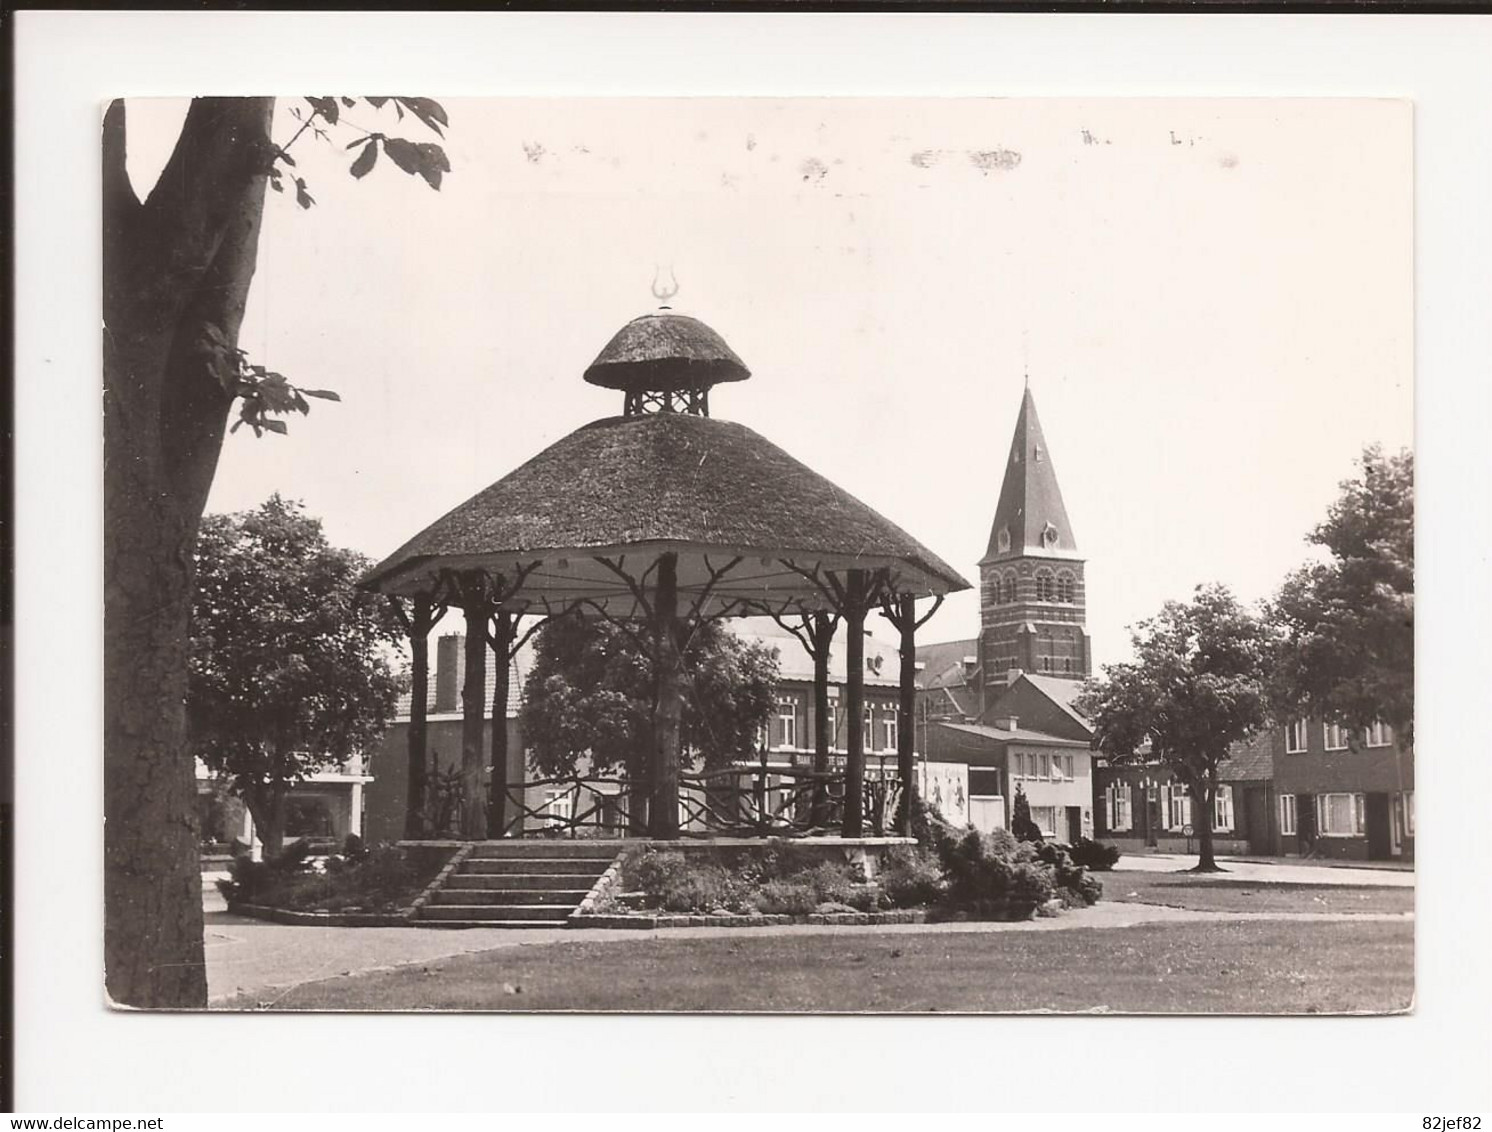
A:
[842,571,868,839]
[488,612,513,837]
[650,553,682,839]
[103,96,275,1008]
[810,613,833,828]
[1191,766,1223,872]
[460,604,490,839]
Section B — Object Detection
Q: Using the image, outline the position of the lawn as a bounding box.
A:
[1106,871,1415,916]
[224,918,1413,1014]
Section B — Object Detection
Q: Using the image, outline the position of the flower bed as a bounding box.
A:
[584,820,1108,926]
[220,837,455,920]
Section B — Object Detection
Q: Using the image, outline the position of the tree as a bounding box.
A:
[103,96,447,1006]
[1267,446,1414,747]
[521,616,780,794]
[1075,585,1273,872]
[1010,783,1042,842]
[189,497,404,857]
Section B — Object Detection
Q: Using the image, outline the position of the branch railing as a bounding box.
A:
[494,763,905,839]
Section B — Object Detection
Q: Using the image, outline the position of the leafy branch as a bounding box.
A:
[196,323,340,438]
[267,96,452,209]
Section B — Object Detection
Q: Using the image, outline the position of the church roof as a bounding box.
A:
[981,386,1080,565]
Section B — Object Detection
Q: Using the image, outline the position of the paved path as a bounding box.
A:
[1111,854,1415,887]
[205,898,1412,1006]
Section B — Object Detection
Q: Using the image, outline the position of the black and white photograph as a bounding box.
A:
[100,94,1414,1014]
[13,7,1492,1118]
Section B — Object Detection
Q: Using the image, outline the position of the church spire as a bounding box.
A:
[981,385,1078,565]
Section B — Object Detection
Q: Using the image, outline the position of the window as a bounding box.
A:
[1403,790,1414,836]
[826,703,838,751]
[863,710,874,750]
[1366,721,1392,748]
[882,715,898,751]
[1315,792,1365,837]
[772,697,797,750]
[1285,719,1308,754]
[1029,806,1058,838]
[1213,785,1234,832]
[1163,784,1191,831]
[543,789,573,823]
[1106,784,1132,832]
[1056,572,1076,604]
[1035,570,1056,602]
[1004,572,1018,604]
[1036,753,1051,780]
[1323,721,1349,751]
[1279,793,1297,836]
[1062,754,1075,780]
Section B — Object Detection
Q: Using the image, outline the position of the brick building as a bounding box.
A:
[1272,717,1414,861]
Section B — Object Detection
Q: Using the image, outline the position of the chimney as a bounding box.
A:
[993,714,1020,732]
[435,633,462,713]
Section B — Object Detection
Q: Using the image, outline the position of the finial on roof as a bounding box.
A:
[651,265,680,308]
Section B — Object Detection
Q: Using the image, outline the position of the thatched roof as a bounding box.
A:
[583,312,750,392]
[361,412,969,615]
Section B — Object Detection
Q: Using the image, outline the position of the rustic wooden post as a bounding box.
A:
[651,551,683,839]
[455,572,495,839]
[880,591,943,837]
[390,594,444,840]
[488,609,515,838]
[842,570,869,838]
[808,612,837,827]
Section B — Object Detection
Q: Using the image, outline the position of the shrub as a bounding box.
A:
[1007,860,1056,914]
[1033,841,1085,891]
[629,850,752,913]
[217,838,316,903]
[754,881,819,916]
[341,833,368,862]
[879,844,946,908]
[798,861,861,905]
[1011,785,1044,842]
[1067,836,1121,871]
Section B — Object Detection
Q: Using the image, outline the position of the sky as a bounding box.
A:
[127,96,1412,669]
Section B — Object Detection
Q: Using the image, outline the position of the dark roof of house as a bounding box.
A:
[583,311,751,392]
[730,617,902,688]
[360,411,970,606]
[915,637,979,690]
[935,720,1090,749]
[1012,672,1094,734]
[1219,731,1275,782]
[981,386,1080,565]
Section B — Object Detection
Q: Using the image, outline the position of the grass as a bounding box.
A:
[1106,871,1415,915]
[224,918,1412,1014]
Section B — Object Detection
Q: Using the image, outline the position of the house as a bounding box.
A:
[922,676,1095,840]
[362,632,530,843]
[1091,733,1275,856]
[195,754,374,857]
[1272,717,1413,861]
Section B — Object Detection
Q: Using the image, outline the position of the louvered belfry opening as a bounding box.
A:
[362,302,969,843]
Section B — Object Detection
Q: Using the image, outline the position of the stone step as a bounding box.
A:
[462,858,611,876]
[416,919,564,930]
[446,872,602,891]
[431,888,590,906]
[466,841,620,860]
[422,903,573,922]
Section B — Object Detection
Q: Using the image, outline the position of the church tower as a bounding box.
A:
[978,385,1091,694]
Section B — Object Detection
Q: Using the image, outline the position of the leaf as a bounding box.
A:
[305,96,340,125]
[397,97,448,137]
[365,96,389,108]
[261,419,288,435]
[277,148,296,167]
[340,97,355,108]
[382,136,421,176]
[299,389,341,401]
[295,178,316,210]
[349,139,379,179]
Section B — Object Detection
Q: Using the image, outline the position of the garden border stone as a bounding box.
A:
[569,908,929,930]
